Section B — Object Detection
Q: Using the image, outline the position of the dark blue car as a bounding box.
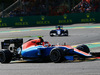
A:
[50,25,68,36]
[0,37,92,63]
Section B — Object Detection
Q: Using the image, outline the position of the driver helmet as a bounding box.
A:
[43,41,50,47]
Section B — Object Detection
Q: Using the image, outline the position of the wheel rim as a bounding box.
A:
[50,50,61,62]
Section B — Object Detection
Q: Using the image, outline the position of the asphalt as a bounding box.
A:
[0,23,100,75]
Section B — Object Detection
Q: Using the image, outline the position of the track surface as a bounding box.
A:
[0,23,100,75]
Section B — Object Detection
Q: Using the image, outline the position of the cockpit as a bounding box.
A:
[23,38,51,50]
[42,41,51,47]
[56,25,63,30]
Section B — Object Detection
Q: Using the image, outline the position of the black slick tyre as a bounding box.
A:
[76,45,90,53]
[50,31,57,37]
[0,49,12,63]
[64,30,68,36]
[49,48,64,63]
[50,31,54,37]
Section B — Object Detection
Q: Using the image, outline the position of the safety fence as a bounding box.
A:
[0,12,100,27]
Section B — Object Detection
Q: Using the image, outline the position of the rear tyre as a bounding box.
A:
[76,45,90,53]
[49,48,64,63]
[0,49,12,63]
[64,30,68,36]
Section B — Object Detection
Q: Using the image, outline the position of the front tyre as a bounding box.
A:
[50,31,54,37]
[76,45,90,53]
[49,48,64,63]
[0,49,12,63]
[49,31,57,37]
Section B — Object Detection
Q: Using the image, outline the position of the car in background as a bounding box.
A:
[50,25,68,36]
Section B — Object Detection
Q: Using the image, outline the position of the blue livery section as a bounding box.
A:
[21,46,40,58]
[21,43,92,60]
[21,45,54,58]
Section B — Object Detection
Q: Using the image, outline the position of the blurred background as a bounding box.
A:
[0,0,100,18]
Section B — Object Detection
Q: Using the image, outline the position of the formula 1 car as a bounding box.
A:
[50,25,68,36]
[0,37,97,63]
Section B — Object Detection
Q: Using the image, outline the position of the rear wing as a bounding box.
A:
[1,38,23,49]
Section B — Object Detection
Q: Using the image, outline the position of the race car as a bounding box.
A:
[50,25,68,36]
[0,37,96,63]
